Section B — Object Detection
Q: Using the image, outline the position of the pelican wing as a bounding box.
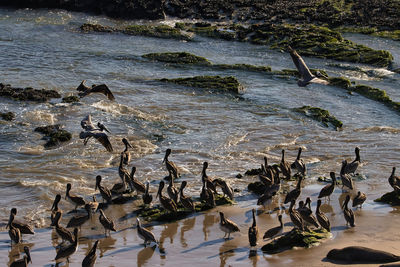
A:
[81,115,96,131]
[91,84,115,101]
[288,46,315,82]
[93,132,113,152]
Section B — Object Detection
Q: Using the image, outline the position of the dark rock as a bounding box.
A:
[34,124,72,148]
[248,181,267,195]
[294,106,343,130]
[62,95,80,103]
[142,52,211,64]
[245,168,262,176]
[374,191,400,206]
[0,112,15,121]
[0,83,61,102]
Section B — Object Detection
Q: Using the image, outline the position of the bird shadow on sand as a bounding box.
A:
[181,238,226,254]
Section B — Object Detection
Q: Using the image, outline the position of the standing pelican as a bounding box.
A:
[288,46,329,86]
[51,211,74,243]
[263,214,284,240]
[289,200,304,231]
[167,172,179,204]
[50,194,62,226]
[76,80,115,101]
[130,167,146,195]
[136,218,157,246]
[219,212,240,239]
[95,175,112,203]
[121,138,133,165]
[157,181,177,213]
[118,154,132,191]
[65,183,86,210]
[214,179,234,200]
[201,162,218,194]
[352,191,367,209]
[163,148,180,179]
[200,179,215,207]
[8,208,35,235]
[142,182,153,205]
[179,181,195,211]
[10,246,31,267]
[284,176,303,204]
[80,114,113,152]
[291,147,306,176]
[318,172,336,201]
[298,200,319,228]
[340,160,354,191]
[316,199,331,232]
[55,228,79,263]
[343,195,355,227]
[99,209,116,236]
[248,209,258,247]
[82,240,99,267]
[8,212,21,245]
[343,147,361,175]
[87,196,99,214]
[280,149,291,179]
[388,167,400,191]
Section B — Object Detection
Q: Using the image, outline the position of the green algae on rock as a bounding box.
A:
[0,83,61,102]
[374,191,400,206]
[160,75,245,94]
[214,63,272,72]
[62,95,80,103]
[34,124,72,148]
[0,112,15,121]
[142,52,211,65]
[262,228,330,254]
[337,26,400,41]
[294,106,343,129]
[327,77,352,89]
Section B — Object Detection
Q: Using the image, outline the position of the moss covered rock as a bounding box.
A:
[62,95,80,103]
[374,191,400,206]
[0,83,61,102]
[143,52,211,64]
[0,112,15,121]
[294,106,343,129]
[262,228,330,254]
[160,75,245,94]
[34,124,72,148]
[214,63,272,72]
[327,77,352,89]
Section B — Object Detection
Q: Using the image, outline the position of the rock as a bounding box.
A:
[142,52,211,64]
[0,83,61,102]
[62,95,80,103]
[327,77,352,89]
[0,112,15,121]
[374,191,400,206]
[248,181,267,195]
[245,168,262,176]
[34,124,72,148]
[294,106,343,130]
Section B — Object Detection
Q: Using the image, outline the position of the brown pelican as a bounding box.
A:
[82,240,99,267]
[10,246,31,267]
[213,179,234,200]
[263,214,284,240]
[121,138,133,165]
[291,147,306,176]
[66,204,91,229]
[288,46,329,87]
[157,181,177,213]
[8,212,21,245]
[289,200,304,230]
[340,160,354,191]
[343,147,361,175]
[142,182,153,205]
[163,148,180,179]
[316,199,331,232]
[388,167,400,191]
[248,209,258,247]
[54,228,79,263]
[167,172,179,204]
[200,179,215,207]
[257,188,277,211]
[130,167,146,195]
[318,172,336,201]
[352,191,367,209]
[76,80,115,101]
[201,162,218,194]
[51,194,62,226]
[99,209,116,236]
[284,176,303,204]
[280,149,291,179]
[298,200,319,228]
[88,196,99,214]
[8,208,35,235]
[65,183,86,210]
[95,175,112,203]
[219,212,240,239]
[179,181,195,211]
[343,195,355,227]
[80,114,113,152]
[111,179,128,195]
[136,218,157,246]
[51,211,74,243]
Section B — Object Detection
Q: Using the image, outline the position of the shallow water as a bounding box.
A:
[1,7,400,266]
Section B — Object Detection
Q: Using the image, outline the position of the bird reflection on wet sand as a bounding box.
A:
[180,217,196,247]
[203,213,217,241]
[137,245,156,267]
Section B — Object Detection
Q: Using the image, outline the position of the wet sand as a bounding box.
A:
[1,184,400,267]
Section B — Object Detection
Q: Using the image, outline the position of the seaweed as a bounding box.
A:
[62,95,80,103]
[294,106,343,129]
[142,52,211,64]
[0,112,15,121]
[374,191,400,206]
[34,125,72,148]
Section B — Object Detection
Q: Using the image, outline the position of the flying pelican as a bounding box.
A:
[76,80,115,101]
[79,114,113,152]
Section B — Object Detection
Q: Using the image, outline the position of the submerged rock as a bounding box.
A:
[0,111,15,121]
[374,191,400,206]
[160,75,245,94]
[142,52,211,64]
[0,83,61,102]
[261,228,330,254]
[34,124,72,148]
[62,95,80,103]
[294,106,343,130]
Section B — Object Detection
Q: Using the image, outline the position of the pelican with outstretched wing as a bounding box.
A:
[77,80,115,101]
[80,115,113,152]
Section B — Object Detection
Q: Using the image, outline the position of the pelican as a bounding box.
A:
[298,200,319,228]
[316,199,331,232]
[80,114,113,152]
[200,178,215,207]
[142,182,153,205]
[8,208,35,235]
[51,211,74,243]
[284,176,303,204]
[66,204,91,229]
[343,147,361,175]
[8,212,21,245]
[65,183,86,210]
[167,172,179,204]
[318,172,336,201]
[388,167,400,191]
[157,181,177,213]
[10,246,31,267]
[352,191,367,209]
[179,181,195,211]
[257,188,277,211]
[263,214,284,240]
[136,218,157,246]
[213,179,234,200]
[288,46,329,86]
[280,149,291,179]
[201,162,218,194]
[163,148,180,179]
[118,154,132,190]
[82,240,99,267]
[55,228,79,263]
[291,147,306,176]
[219,212,240,239]
[99,209,116,236]
[76,80,115,101]
[95,175,112,203]
[343,195,355,227]
[87,196,99,214]
[248,209,258,247]
[340,160,354,191]
[130,167,146,195]
[50,194,62,226]
[121,138,133,165]
[289,200,304,230]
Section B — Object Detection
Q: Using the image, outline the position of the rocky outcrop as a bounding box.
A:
[0,83,61,102]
